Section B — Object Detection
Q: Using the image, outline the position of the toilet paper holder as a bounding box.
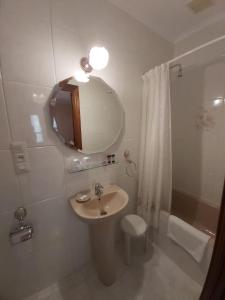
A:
[9,207,33,245]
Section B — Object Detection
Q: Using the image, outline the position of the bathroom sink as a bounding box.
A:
[70,185,128,223]
[70,184,129,286]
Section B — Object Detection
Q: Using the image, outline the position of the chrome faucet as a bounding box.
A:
[95,183,104,198]
[94,183,107,215]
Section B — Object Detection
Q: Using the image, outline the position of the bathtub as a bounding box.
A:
[152,209,215,285]
[171,189,219,237]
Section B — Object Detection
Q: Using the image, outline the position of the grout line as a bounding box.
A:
[0,5,25,208]
[0,82,13,143]
[2,79,54,89]
[26,144,56,149]
[0,83,25,210]
[1,82,14,142]
[0,193,66,217]
[46,2,68,199]
[23,193,66,210]
[0,143,57,150]
[47,0,72,201]
[49,0,57,84]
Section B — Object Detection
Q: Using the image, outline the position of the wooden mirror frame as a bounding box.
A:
[59,77,82,150]
[200,179,225,299]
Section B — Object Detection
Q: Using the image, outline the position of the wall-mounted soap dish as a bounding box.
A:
[74,190,91,203]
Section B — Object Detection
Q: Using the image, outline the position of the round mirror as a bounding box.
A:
[49,76,124,154]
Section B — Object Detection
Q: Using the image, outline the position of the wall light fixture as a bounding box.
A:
[74,46,109,83]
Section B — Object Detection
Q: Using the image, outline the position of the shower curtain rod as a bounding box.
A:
[167,34,225,65]
[143,34,225,76]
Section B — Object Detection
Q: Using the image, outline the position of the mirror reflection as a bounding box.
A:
[50,76,123,154]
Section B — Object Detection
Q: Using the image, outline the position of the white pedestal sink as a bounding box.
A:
[70,185,129,285]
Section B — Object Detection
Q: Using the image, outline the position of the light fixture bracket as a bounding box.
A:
[80,57,93,73]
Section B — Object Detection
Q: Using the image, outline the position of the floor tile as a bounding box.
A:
[23,244,202,300]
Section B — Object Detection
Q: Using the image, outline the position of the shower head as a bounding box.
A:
[178,66,183,78]
[170,63,183,78]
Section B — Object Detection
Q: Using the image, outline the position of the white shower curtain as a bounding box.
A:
[137,63,172,228]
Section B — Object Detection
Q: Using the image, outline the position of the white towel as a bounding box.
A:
[167,215,210,263]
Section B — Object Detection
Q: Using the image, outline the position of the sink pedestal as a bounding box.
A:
[70,185,129,286]
[89,220,116,286]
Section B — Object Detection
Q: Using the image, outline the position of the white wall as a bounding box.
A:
[171,67,204,201]
[0,0,173,299]
[200,60,225,207]
[174,18,225,56]
[171,59,225,208]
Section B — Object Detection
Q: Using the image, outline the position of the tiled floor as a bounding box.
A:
[25,244,202,300]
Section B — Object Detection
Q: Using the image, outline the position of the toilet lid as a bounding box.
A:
[121,214,147,237]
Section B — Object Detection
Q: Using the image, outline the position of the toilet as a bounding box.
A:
[121,214,148,265]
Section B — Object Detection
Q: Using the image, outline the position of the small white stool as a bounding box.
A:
[121,214,148,265]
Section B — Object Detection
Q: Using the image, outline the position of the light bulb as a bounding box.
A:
[213,97,224,106]
[89,46,109,70]
[73,70,89,83]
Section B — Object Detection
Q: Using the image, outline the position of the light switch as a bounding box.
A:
[10,142,30,174]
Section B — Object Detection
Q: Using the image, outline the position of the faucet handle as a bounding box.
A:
[95,182,103,189]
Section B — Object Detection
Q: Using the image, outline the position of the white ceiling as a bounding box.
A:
[108,0,225,42]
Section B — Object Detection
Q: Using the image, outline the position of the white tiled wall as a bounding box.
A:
[0,0,55,86]
[0,81,11,149]
[0,0,172,299]
[4,82,55,147]
[171,60,225,208]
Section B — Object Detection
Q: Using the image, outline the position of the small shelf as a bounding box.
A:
[69,162,119,173]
